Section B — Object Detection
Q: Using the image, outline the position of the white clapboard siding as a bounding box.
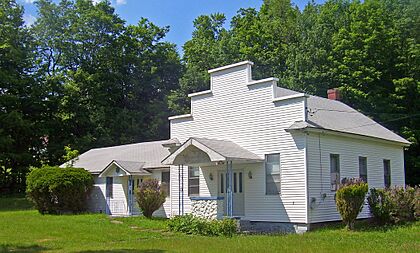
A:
[87,175,106,213]
[170,63,308,223]
[306,133,405,223]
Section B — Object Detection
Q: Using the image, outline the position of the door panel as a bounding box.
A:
[218,170,244,217]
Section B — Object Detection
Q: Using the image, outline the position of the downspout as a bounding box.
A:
[226,160,233,218]
[225,161,229,217]
[181,164,185,215]
[230,161,233,217]
[178,165,181,215]
[128,175,133,215]
[304,96,310,226]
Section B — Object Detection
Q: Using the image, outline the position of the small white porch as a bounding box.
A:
[98,160,151,216]
[162,137,264,219]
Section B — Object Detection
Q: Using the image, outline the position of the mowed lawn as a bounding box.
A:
[0,196,419,253]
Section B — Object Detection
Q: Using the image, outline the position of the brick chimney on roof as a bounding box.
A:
[327,88,341,100]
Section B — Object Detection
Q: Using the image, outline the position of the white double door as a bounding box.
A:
[218,170,245,217]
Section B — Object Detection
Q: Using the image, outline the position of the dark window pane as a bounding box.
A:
[161,171,170,196]
[359,157,367,183]
[239,172,243,193]
[234,173,237,193]
[384,160,391,188]
[220,173,224,193]
[106,177,113,198]
[330,154,340,191]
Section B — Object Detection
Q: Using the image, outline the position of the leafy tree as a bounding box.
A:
[62,145,79,167]
[0,0,42,193]
[32,0,182,163]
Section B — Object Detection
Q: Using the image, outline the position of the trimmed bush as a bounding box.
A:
[168,214,237,237]
[368,185,419,224]
[335,178,368,230]
[135,178,166,218]
[26,166,93,214]
[367,188,393,224]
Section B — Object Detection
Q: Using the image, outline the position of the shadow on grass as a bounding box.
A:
[312,219,418,233]
[78,250,165,253]
[0,196,33,212]
[0,244,48,253]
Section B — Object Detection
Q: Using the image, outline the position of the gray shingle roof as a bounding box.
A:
[112,160,149,175]
[191,137,263,161]
[162,137,263,165]
[69,140,172,173]
[289,95,409,145]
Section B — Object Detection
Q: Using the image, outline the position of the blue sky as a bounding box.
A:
[21,0,324,53]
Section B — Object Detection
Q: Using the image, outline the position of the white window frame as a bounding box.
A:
[188,167,200,196]
[265,153,281,195]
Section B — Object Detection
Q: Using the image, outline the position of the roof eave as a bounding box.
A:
[288,127,411,147]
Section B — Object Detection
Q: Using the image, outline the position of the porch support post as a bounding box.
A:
[226,160,233,218]
[128,175,133,215]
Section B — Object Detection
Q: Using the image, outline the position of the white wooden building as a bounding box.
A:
[69,61,409,232]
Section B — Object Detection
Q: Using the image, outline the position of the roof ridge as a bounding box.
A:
[90,139,171,151]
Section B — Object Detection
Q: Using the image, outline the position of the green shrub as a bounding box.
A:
[335,178,368,230]
[368,186,419,224]
[388,186,416,223]
[26,165,93,214]
[135,178,166,218]
[414,186,420,220]
[168,214,237,237]
[367,188,393,224]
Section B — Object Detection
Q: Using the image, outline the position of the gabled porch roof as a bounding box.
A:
[99,160,151,177]
[161,137,263,165]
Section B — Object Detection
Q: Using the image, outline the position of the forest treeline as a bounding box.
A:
[1,0,419,192]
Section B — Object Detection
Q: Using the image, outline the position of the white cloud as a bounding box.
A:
[116,0,127,5]
[24,0,36,3]
[23,14,37,26]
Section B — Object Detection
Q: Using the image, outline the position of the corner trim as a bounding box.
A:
[208,61,254,74]
[273,93,307,102]
[188,90,212,98]
[247,77,279,86]
[168,114,193,120]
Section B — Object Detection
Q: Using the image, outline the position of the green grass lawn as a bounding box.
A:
[0,196,419,253]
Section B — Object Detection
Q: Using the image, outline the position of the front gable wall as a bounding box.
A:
[169,63,308,223]
[100,163,128,177]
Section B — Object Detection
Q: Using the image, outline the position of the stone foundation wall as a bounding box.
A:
[239,220,309,234]
[190,197,224,220]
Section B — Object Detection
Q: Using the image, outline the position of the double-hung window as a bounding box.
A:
[359,156,367,183]
[383,159,391,188]
[265,153,281,195]
[161,171,170,196]
[330,154,340,191]
[188,167,200,196]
